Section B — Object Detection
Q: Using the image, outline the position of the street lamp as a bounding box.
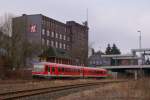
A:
[137,30,142,49]
[137,30,143,78]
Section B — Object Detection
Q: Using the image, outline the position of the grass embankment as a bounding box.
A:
[57,78,150,100]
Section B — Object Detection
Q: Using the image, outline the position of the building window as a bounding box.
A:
[42,20,44,25]
[67,45,70,50]
[56,33,58,38]
[63,35,66,40]
[63,43,66,49]
[55,41,58,48]
[65,27,67,33]
[47,40,50,46]
[47,30,50,36]
[67,37,70,41]
[51,32,54,37]
[51,40,54,47]
[93,60,95,64]
[96,60,99,65]
[60,34,62,39]
[42,29,45,35]
[90,61,92,64]
[42,38,45,45]
[59,43,62,48]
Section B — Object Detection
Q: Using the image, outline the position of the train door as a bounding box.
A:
[80,68,83,77]
[47,66,50,76]
[55,64,59,76]
[81,68,84,78]
[51,64,55,76]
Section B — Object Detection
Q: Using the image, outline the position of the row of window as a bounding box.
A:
[47,67,81,73]
[90,60,102,65]
[47,67,105,74]
[86,70,105,74]
[42,20,67,33]
[42,29,70,41]
[42,39,69,49]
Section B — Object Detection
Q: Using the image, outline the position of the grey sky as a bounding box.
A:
[1,0,150,53]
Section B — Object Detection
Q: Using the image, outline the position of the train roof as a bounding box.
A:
[34,62,107,71]
[34,62,83,69]
[83,67,107,71]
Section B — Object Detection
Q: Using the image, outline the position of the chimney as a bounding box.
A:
[22,14,27,16]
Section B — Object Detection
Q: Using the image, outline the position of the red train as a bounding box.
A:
[32,62,108,78]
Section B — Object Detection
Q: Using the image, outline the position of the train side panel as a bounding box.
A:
[83,67,108,78]
[32,62,109,79]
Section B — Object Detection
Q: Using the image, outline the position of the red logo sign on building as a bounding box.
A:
[30,24,37,32]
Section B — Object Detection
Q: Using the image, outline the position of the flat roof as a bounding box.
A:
[112,57,141,60]
[101,54,134,58]
[132,48,150,52]
[99,65,150,69]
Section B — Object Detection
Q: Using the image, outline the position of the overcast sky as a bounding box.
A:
[1,0,150,53]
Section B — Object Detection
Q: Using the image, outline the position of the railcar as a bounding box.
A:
[32,62,108,79]
[83,67,108,78]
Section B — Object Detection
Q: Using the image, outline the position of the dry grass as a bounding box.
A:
[0,79,111,94]
[57,78,150,100]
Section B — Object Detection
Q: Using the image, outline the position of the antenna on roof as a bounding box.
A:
[82,8,89,27]
[86,8,88,26]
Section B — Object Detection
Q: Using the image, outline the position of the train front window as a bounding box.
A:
[33,64,44,72]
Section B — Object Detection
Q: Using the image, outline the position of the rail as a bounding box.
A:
[0,80,126,100]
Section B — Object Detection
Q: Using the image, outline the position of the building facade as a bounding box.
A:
[88,51,110,67]
[12,14,88,66]
[88,52,139,67]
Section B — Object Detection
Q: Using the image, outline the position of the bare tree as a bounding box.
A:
[0,13,14,37]
[88,41,95,57]
[0,13,41,69]
[0,13,14,67]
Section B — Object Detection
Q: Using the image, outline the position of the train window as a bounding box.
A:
[71,69,73,72]
[66,68,71,72]
[97,71,99,74]
[45,66,48,71]
[62,67,64,72]
[64,68,67,72]
[65,68,68,72]
[73,69,75,72]
[48,67,50,72]
[52,67,55,72]
[58,67,61,72]
[75,69,77,72]
[78,69,80,73]
[103,72,105,74]
[100,71,103,74]
[69,68,71,72]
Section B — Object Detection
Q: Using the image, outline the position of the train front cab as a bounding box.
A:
[32,63,47,78]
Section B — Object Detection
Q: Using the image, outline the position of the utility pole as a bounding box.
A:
[137,30,141,49]
[137,30,143,78]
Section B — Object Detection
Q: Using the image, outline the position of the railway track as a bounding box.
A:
[0,80,126,100]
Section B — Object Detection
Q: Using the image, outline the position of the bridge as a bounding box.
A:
[99,65,150,80]
[100,65,150,70]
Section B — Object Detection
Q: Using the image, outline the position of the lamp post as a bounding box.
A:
[137,30,143,78]
[137,30,141,49]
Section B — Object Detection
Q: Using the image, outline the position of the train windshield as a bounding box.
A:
[33,64,44,72]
